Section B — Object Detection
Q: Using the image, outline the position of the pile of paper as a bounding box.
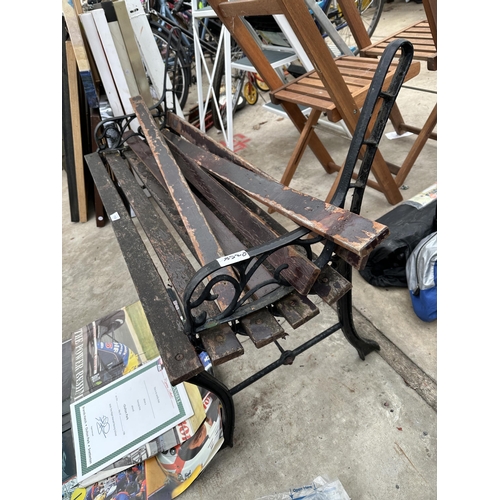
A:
[62,301,224,499]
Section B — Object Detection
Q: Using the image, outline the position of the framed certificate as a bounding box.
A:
[70,357,193,482]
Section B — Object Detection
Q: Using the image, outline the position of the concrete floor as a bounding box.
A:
[62,1,438,498]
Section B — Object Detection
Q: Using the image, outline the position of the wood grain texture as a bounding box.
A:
[106,151,245,363]
[62,0,99,108]
[84,151,203,384]
[65,40,88,222]
[162,134,389,261]
[130,95,240,311]
[164,131,322,295]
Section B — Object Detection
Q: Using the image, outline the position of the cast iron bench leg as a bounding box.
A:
[335,257,380,360]
[190,370,236,449]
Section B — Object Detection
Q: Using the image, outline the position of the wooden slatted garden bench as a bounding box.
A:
[84,39,414,446]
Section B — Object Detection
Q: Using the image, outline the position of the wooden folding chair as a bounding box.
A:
[207,0,421,205]
[357,0,437,187]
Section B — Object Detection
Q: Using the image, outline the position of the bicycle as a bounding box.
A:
[322,0,385,54]
[145,0,223,109]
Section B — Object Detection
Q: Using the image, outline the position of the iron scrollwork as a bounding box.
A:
[182,227,327,340]
[92,27,184,151]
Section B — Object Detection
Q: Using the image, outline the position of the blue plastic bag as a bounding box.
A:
[406,232,437,322]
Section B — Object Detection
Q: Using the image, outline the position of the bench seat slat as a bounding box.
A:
[164,131,322,295]
[84,151,203,385]
[166,137,388,261]
[130,95,239,311]
[103,152,246,365]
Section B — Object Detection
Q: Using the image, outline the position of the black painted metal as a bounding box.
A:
[92,28,184,150]
[186,39,415,372]
[92,40,415,396]
[229,322,343,396]
[330,38,415,213]
[183,227,322,334]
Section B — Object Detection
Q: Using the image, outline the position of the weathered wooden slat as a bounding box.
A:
[271,293,320,330]
[218,0,281,17]
[164,131,322,295]
[127,134,316,339]
[162,136,389,262]
[310,266,352,306]
[124,129,288,349]
[106,151,245,364]
[84,151,203,385]
[197,198,290,346]
[130,95,237,310]
[123,148,197,257]
[104,151,194,297]
[116,153,246,364]
[214,175,369,271]
[167,112,268,174]
[199,178,352,306]
[198,197,319,332]
[239,311,286,348]
[200,323,244,365]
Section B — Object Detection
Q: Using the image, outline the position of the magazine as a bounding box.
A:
[70,302,206,446]
[62,386,224,500]
[62,302,208,493]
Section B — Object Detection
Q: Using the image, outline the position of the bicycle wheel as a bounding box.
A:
[150,22,191,110]
[244,81,258,105]
[327,0,385,55]
[210,43,247,131]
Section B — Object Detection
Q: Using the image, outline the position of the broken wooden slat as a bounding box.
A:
[130,95,236,310]
[128,101,288,351]
[164,131,322,295]
[104,151,245,365]
[199,197,319,333]
[161,131,353,303]
[84,151,203,385]
[164,134,389,262]
[221,178,370,270]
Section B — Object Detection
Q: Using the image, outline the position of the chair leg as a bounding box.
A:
[282,102,339,174]
[269,108,338,215]
[394,104,437,187]
[389,103,407,136]
[279,109,323,187]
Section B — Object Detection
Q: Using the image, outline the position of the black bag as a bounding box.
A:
[359,186,437,287]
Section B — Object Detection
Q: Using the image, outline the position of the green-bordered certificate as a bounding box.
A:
[70,357,193,482]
